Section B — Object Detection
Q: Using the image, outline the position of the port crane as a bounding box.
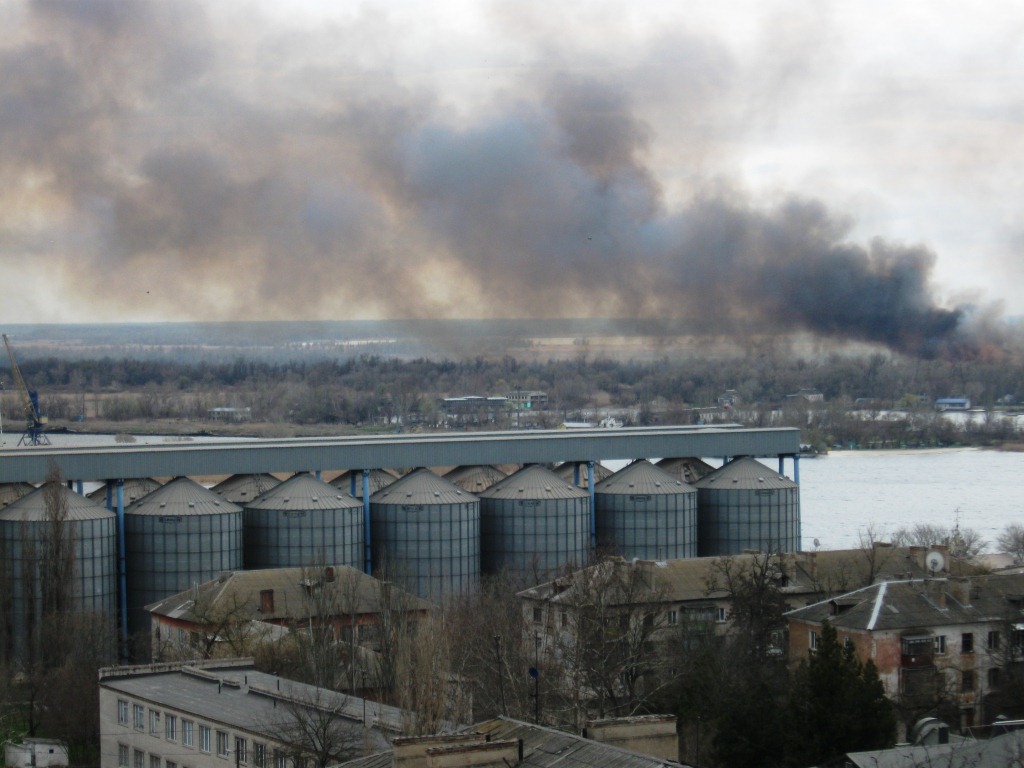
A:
[2,333,50,445]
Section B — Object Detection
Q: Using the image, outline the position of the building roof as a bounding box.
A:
[654,457,715,484]
[370,468,477,505]
[87,478,162,505]
[694,456,797,491]
[127,476,242,517]
[211,473,282,504]
[480,464,589,501]
[785,572,1024,632]
[146,565,434,623]
[99,660,403,753]
[0,482,34,508]
[245,473,362,511]
[594,460,695,496]
[0,484,113,522]
[554,461,614,487]
[442,465,508,493]
[846,730,1024,768]
[337,717,689,768]
[329,469,398,498]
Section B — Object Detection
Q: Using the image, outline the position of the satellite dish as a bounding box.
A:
[925,550,945,574]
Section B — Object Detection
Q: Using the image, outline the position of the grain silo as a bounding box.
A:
[87,478,162,507]
[0,482,34,509]
[331,468,399,498]
[0,484,117,661]
[594,460,697,560]
[694,456,800,556]
[478,464,591,586]
[656,457,716,484]
[443,465,507,494]
[124,477,243,637]
[212,473,281,505]
[369,468,479,600]
[244,473,363,570]
[554,461,613,488]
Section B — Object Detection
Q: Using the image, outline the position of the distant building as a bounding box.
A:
[504,391,547,410]
[935,397,971,411]
[5,739,68,768]
[785,388,824,403]
[208,407,252,422]
[99,658,409,768]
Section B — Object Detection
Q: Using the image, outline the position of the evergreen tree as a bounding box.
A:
[785,622,896,766]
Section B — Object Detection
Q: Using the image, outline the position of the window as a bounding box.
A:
[716,607,727,623]
[560,611,568,628]
[150,710,161,736]
[809,630,819,652]
[934,635,947,654]
[165,714,177,741]
[150,755,161,768]
[182,721,194,748]
[235,737,248,765]
[274,750,287,768]
[134,750,145,768]
[199,725,211,753]
[118,700,130,725]
[533,607,542,623]
[667,610,678,626]
[988,630,1001,651]
[217,731,229,758]
[134,705,145,730]
[167,763,177,768]
[254,743,266,768]
[118,745,130,768]
[963,670,975,692]
[963,632,974,654]
[989,667,1001,688]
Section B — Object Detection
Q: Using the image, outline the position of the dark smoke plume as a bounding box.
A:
[0,1,1010,359]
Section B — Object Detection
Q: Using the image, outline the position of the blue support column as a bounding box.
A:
[315,469,321,480]
[116,480,128,655]
[778,456,784,476]
[587,460,596,549]
[76,479,83,495]
[793,455,800,485]
[362,469,372,575]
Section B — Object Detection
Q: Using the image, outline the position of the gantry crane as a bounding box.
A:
[2,333,50,446]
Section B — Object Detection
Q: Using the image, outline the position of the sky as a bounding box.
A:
[1,0,1022,356]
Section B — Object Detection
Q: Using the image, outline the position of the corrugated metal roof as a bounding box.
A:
[479,464,589,500]
[595,460,695,496]
[246,473,362,510]
[146,565,433,621]
[211,473,281,503]
[655,457,715,484]
[554,461,613,487]
[87,477,162,505]
[695,456,797,490]
[0,482,35,508]
[0,484,113,521]
[443,465,507,493]
[371,468,477,505]
[127,476,242,517]
[330,468,399,498]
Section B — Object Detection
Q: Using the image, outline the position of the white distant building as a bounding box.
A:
[5,740,68,768]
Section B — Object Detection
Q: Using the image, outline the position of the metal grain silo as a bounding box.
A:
[0,484,116,661]
[124,477,243,637]
[212,473,281,505]
[87,478,162,507]
[594,460,697,560]
[478,464,591,585]
[370,469,479,600]
[0,482,34,509]
[244,473,363,570]
[554,461,613,488]
[443,465,507,494]
[656,457,716,484]
[695,457,800,556]
[331,468,398,498]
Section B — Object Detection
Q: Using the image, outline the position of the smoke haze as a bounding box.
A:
[0,1,1017,359]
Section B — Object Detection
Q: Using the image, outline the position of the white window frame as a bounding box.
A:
[217,730,229,758]
[182,720,194,748]
[165,714,177,741]
[118,745,130,768]
[133,705,145,730]
[235,737,248,765]
[150,755,161,768]
[809,629,819,652]
[667,609,678,625]
[133,750,145,768]
[199,725,211,753]
[935,635,947,654]
[118,700,129,725]
[150,710,161,736]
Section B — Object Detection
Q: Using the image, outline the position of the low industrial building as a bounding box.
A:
[99,659,405,768]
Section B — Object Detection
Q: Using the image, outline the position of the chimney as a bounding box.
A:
[925,579,947,609]
[584,715,679,763]
[260,589,274,613]
[393,734,487,768]
[909,546,927,571]
[948,576,971,607]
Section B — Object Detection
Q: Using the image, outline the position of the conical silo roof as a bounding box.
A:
[212,473,281,504]
[480,464,589,500]
[0,482,35,508]
[330,468,399,497]
[656,457,716,484]
[247,473,362,510]
[596,459,696,495]
[443,465,507,493]
[0,484,113,521]
[695,456,797,491]
[87,478,162,505]
[554,461,613,487]
[372,468,476,505]
[127,476,242,516]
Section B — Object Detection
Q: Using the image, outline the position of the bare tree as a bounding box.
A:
[261,685,363,768]
[997,524,1024,565]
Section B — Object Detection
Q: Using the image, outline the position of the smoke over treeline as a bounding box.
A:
[0,1,1013,359]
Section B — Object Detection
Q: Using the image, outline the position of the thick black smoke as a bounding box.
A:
[0,1,1008,359]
